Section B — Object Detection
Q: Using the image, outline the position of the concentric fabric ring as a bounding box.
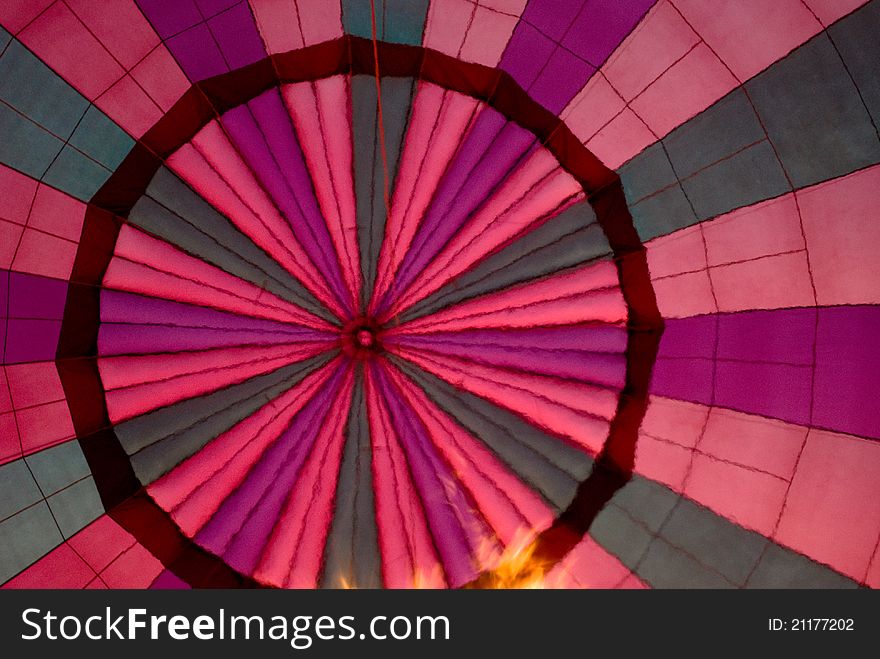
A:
[57,38,661,588]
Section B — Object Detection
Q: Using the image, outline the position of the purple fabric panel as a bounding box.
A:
[372,363,478,587]
[136,0,202,37]
[714,361,813,426]
[98,325,325,356]
[8,272,67,319]
[206,3,267,70]
[501,0,655,111]
[149,570,192,589]
[499,21,556,92]
[650,315,715,404]
[656,315,716,359]
[194,0,240,17]
[219,92,350,311]
[528,48,595,114]
[195,362,347,574]
[650,357,713,405]
[389,326,629,353]
[717,308,815,365]
[389,327,627,387]
[0,269,8,317]
[521,0,585,40]
[813,306,880,439]
[138,0,266,81]
[0,271,6,364]
[563,0,657,66]
[99,290,324,334]
[4,320,61,364]
[165,23,229,80]
[382,110,536,310]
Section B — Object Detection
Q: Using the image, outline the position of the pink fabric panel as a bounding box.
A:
[0,0,54,34]
[366,364,445,588]
[710,251,815,313]
[423,0,470,57]
[628,42,738,139]
[372,85,480,311]
[283,78,361,307]
[168,129,343,316]
[686,455,789,536]
[460,4,520,67]
[102,343,330,422]
[797,164,880,306]
[701,193,804,267]
[2,543,95,589]
[295,0,343,45]
[647,225,706,280]
[11,0,184,136]
[100,544,164,589]
[250,0,306,53]
[699,408,807,481]
[396,261,624,333]
[393,347,612,454]
[256,371,353,587]
[672,0,822,82]
[67,515,137,574]
[775,430,880,582]
[107,226,331,327]
[17,2,124,99]
[586,108,657,169]
[603,1,699,103]
[395,150,582,313]
[386,364,554,545]
[149,362,337,535]
[803,0,869,24]
[562,75,626,145]
[5,361,65,409]
[549,535,647,589]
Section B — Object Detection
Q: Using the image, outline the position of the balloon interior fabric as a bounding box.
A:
[1,0,879,590]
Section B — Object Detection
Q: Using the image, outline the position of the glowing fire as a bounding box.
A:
[336,529,565,589]
[472,529,558,589]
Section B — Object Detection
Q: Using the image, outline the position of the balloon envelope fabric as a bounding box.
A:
[1,0,879,589]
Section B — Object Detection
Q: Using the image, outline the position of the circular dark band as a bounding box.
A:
[56,35,663,588]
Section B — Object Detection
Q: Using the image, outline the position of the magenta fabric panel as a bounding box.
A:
[136,0,266,81]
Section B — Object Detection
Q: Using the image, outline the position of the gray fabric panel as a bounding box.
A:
[69,105,134,172]
[121,354,331,485]
[0,503,62,584]
[659,497,768,585]
[25,441,92,496]
[663,89,767,180]
[747,544,859,589]
[0,460,42,521]
[0,40,88,138]
[619,141,678,202]
[680,140,791,221]
[321,370,383,588]
[628,185,698,242]
[391,356,591,511]
[352,75,414,309]
[746,31,880,189]
[134,167,334,322]
[830,1,880,132]
[0,101,65,180]
[0,25,11,51]
[593,475,857,588]
[638,537,736,588]
[46,477,104,538]
[42,145,113,201]
[402,202,609,322]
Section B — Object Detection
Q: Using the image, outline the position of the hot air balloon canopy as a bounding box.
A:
[1,0,878,590]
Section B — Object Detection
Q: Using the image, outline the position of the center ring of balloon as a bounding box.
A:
[57,36,664,588]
